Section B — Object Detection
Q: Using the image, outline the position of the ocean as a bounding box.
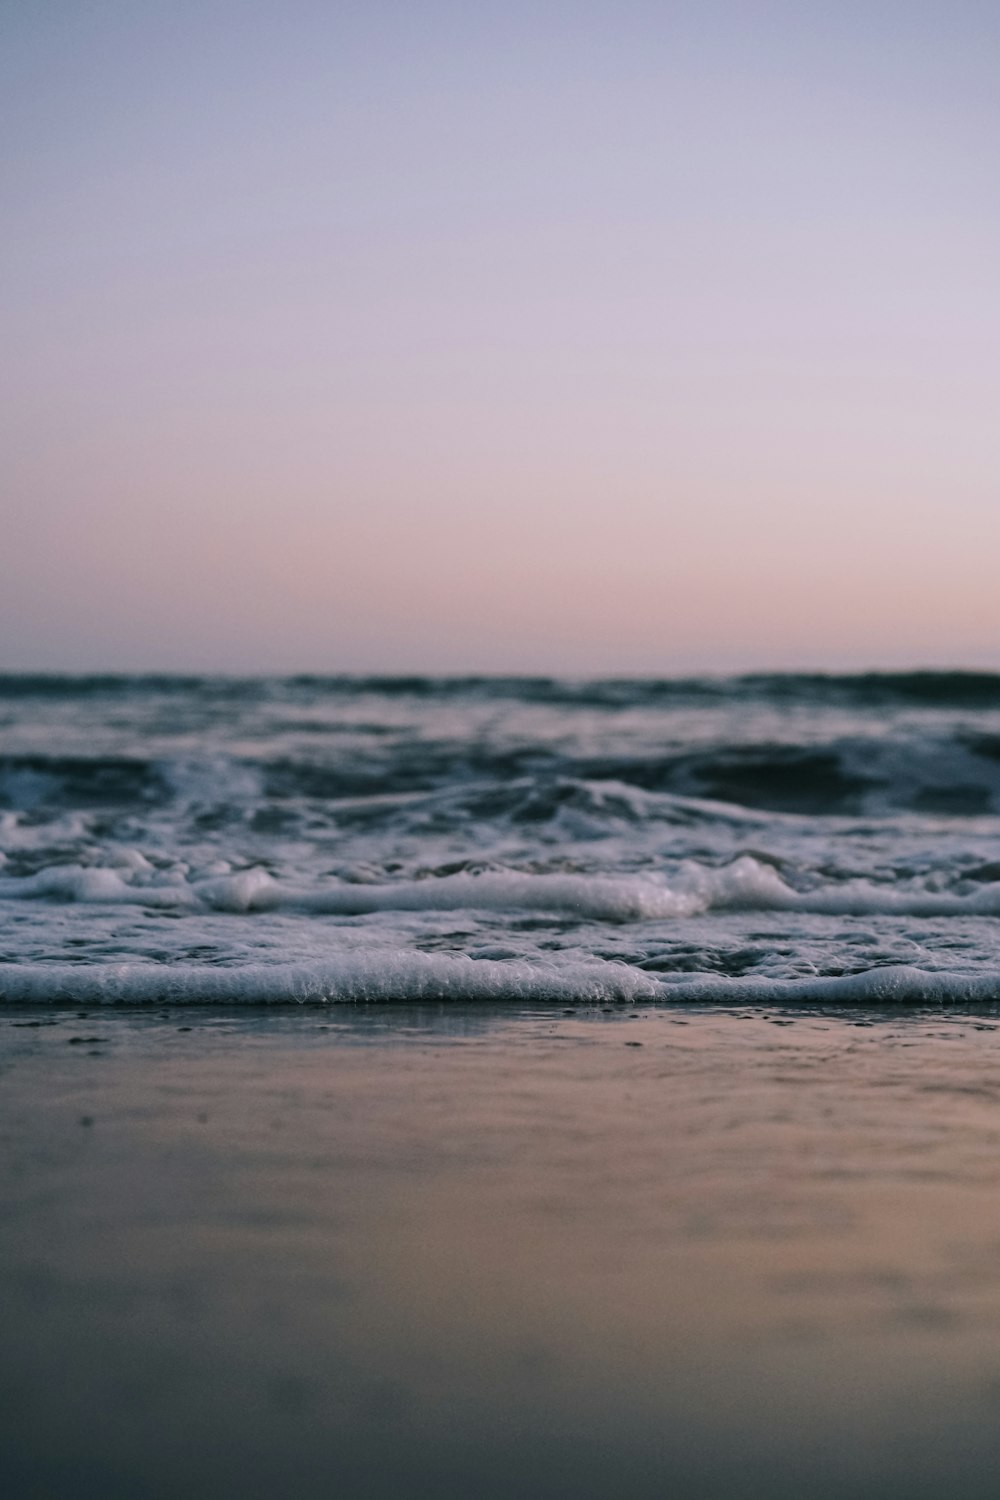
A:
[4,670,1000,1004]
[7,673,1000,1497]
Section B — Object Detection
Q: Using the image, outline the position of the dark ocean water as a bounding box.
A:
[4,671,1000,1003]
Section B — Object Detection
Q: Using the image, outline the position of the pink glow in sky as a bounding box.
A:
[3,1,999,673]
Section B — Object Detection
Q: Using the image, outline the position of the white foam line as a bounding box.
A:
[0,958,997,1006]
[4,859,1000,923]
[0,867,697,920]
[656,965,1000,1004]
[0,953,661,1005]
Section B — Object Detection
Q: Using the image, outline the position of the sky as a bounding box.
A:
[2,0,998,674]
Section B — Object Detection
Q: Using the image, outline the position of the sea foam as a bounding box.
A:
[4,857,1000,921]
[0,952,660,1005]
[0,954,998,1006]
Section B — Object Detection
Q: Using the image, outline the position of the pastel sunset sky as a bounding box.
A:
[3,1,998,673]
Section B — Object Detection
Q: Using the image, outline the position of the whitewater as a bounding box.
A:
[5,672,1000,1003]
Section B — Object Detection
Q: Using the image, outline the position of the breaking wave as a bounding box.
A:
[5,857,1000,921]
[4,733,1000,817]
[6,673,1000,1006]
[1,954,999,1007]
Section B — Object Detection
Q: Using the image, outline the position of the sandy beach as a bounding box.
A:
[4,1002,1000,1498]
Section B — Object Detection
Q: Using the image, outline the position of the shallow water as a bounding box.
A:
[4,1004,1000,1498]
[5,672,1000,1002]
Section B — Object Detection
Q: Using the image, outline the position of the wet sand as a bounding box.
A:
[4,1003,1000,1498]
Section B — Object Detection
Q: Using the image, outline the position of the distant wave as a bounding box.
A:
[5,732,1000,814]
[3,670,1000,708]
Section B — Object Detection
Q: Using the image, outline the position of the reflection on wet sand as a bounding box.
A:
[3,1005,1000,1498]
